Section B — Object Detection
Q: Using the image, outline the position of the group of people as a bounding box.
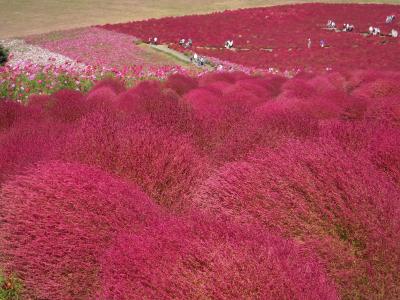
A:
[148,13,398,66]
[179,38,192,48]
[190,53,206,66]
[326,15,398,38]
[148,37,158,45]
[307,38,327,48]
[326,20,355,32]
[327,20,336,29]
[343,23,355,32]
[369,26,381,36]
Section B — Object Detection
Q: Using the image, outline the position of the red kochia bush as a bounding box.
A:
[49,89,86,122]
[63,110,207,210]
[366,96,400,125]
[0,161,161,300]
[352,78,400,99]
[91,78,126,95]
[0,100,24,131]
[115,80,194,133]
[86,86,117,111]
[212,100,319,163]
[183,80,268,153]
[323,121,400,186]
[198,72,238,86]
[164,73,198,96]
[0,119,66,184]
[98,215,338,300]
[192,140,400,298]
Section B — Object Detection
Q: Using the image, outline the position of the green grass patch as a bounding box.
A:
[0,270,23,300]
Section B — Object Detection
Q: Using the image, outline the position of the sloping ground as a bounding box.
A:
[101,3,400,72]
[1,71,400,299]
[0,39,85,68]
[24,27,199,71]
[1,0,399,38]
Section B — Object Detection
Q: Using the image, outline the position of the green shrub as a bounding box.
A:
[0,270,23,300]
[0,45,9,66]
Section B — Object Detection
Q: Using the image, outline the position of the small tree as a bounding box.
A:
[0,45,9,66]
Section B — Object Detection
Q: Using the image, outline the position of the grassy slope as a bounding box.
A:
[1,0,399,38]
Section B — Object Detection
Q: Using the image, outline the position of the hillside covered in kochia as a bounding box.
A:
[1,70,399,299]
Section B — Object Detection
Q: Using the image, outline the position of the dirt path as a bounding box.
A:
[149,44,193,64]
[148,44,214,70]
[1,0,399,39]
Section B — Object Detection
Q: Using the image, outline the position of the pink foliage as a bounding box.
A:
[86,86,117,108]
[1,70,400,299]
[49,89,87,122]
[91,78,126,95]
[62,111,207,209]
[352,78,400,99]
[212,101,319,163]
[192,140,400,298]
[26,27,179,69]
[0,101,24,132]
[0,161,161,299]
[116,80,194,133]
[164,73,198,96]
[0,119,66,184]
[98,215,338,300]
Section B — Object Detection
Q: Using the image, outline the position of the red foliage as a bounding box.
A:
[212,100,319,163]
[98,215,338,300]
[115,80,195,133]
[91,78,126,95]
[0,161,161,299]
[352,78,400,99]
[1,71,400,298]
[199,72,238,86]
[192,140,400,298]
[322,121,400,186]
[366,96,400,125]
[62,111,207,210]
[100,3,400,71]
[86,86,117,111]
[49,89,87,122]
[0,101,24,132]
[164,73,198,96]
[0,119,66,184]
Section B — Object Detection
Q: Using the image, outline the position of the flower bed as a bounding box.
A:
[25,27,190,69]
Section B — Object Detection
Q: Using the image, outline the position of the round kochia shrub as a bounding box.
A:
[211,100,319,163]
[192,140,400,299]
[0,161,161,300]
[0,119,66,184]
[164,73,198,96]
[0,101,24,132]
[115,80,194,133]
[63,110,207,210]
[98,214,338,300]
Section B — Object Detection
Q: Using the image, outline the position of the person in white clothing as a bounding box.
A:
[386,15,395,24]
[368,26,374,35]
[225,40,234,49]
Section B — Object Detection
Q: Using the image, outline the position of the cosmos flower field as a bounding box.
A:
[0,3,400,299]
